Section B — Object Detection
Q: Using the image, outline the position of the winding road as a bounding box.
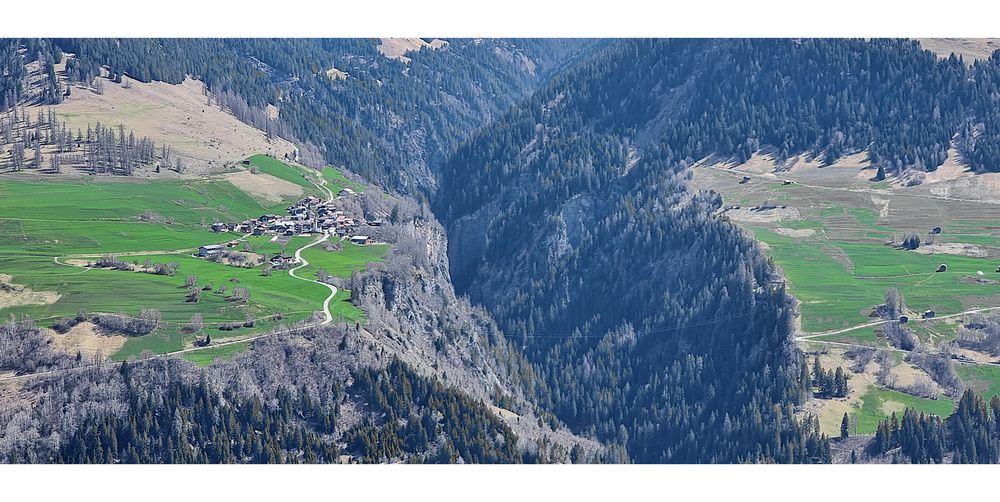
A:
[287,173,338,326]
[1,170,343,384]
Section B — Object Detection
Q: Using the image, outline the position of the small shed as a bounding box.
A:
[936,263,948,273]
[739,176,751,184]
[350,235,371,245]
[782,179,793,185]
[339,188,357,197]
[922,310,936,319]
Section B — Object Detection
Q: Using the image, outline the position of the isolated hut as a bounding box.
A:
[936,263,948,272]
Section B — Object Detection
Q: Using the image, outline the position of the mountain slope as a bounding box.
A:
[437,39,830,462]
[41,38,588,193]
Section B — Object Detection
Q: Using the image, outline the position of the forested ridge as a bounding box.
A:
[0,328,539,464]
[0,38,585,192]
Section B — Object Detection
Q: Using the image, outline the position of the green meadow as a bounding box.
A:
[181,341,250,366]
[245,154,320,193]
[751,227,1000,333]
[956,364,1000,402]
[855,385,956,434]
[0,156,389,363]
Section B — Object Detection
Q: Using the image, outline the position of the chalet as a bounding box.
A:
[739,176,751,184]
[226,240,240,248]
[339,188,357,197]
[198,244,226,257]
[252,227,265,236]
[936,263,948,273]
[922,310,936,319]
[211,222,228,233]
[782,180,793,185]
[336,226,351,236]
[270,254,295,268]
[350,235,371,245]
[368,218,385,227]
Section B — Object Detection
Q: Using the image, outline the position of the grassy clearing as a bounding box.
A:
[0,177,288,255]
[245,154,319,193]
[300,241,389,279]
[322,166,366,194]
[752,227,1000,332]
[855,385,956,434]
[956,364,1000,401]
[181,341,250,366]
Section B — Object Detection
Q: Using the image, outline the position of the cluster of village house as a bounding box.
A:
[197,187,384,267]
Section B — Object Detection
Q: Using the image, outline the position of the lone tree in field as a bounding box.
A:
[841,413,850,439]
[885,287,905,319]
[901,232,921,250]
[188,314,203,333]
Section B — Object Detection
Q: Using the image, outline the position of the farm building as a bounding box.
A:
[198,244,226,257]
[936,263,948,272]
[350,235,371,245]
[782,179,793,185]
[270,254,296,268]
[922,310,936,319]
[339,188,357,197]
[739,176,751,184]
[211,222,228,232]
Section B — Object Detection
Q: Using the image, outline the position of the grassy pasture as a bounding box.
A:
[245,154,319,192]
[300,241,389,279]
[181,341,249,366]
[755,227,1000,332]
[855,385,956,434]
[956,364,1000,402]
[0,157,385,363]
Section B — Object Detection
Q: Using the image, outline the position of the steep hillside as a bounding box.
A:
[438,40,830,463]
[32,38,587,192]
